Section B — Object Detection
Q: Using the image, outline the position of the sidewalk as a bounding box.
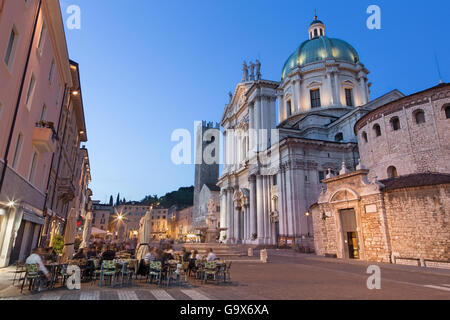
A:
[266,249,450,277]
[0,266,21,297]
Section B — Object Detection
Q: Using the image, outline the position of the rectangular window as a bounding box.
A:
[12,134,23,170]
[25,75,36,110]
[286,100,292,116]
[345,88,354,107]
[40,105,47,121]
[273,174,277,186]
[319,171,326,182]
[28,151,38,183]
[37,21,46,52]
[4,28,17,67]
[48,59,55,85]
[310,89,321,108]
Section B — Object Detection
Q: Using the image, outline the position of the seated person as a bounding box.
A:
[100,245,116,263]
[181,247,190,262]
[87,246,97,259]
[25,248,51,284]
[73,248,88,260]
[144,247,158,265]
[45,247,58,263]
[206,248,217,262]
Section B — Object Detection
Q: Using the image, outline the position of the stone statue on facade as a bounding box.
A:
[242,61,248,82]
[255,59,261,80]
[249,61,255,81]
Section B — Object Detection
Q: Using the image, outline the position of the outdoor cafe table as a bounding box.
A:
[44,262,64,289]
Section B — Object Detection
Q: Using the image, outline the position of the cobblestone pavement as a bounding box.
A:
[1,252,449,300]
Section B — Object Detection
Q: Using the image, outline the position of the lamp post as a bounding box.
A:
[305,212,311,237]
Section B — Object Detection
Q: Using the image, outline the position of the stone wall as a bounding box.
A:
[356,84,450,180]
[384,185,450,262]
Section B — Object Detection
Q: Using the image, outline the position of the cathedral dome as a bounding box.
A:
[281,19,360,80]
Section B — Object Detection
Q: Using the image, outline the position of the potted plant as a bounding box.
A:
[252,233,257,241]
[52,234,65,255]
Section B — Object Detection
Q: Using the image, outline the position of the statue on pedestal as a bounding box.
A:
[196,197,227,243]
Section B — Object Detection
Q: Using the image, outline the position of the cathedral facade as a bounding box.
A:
[218,17,404,247]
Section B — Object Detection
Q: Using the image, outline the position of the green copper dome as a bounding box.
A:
[281,36,360,80]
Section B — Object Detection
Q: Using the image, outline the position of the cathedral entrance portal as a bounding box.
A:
[339,209,359,259]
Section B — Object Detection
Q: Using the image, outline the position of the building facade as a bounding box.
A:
[312,83,450,264]
[0,0,91,266]
[91,200,113,232]
[218,16,403,247]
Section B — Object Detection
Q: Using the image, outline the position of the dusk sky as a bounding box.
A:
[59,0,449,203]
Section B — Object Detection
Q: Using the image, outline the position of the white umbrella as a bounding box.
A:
[62,208,77,262]
[135,211,151,261]
[79,211,93,249]
[91,227,107,235]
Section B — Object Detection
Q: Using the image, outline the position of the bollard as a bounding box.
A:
[248,247,253,257]
[260,249,268,263]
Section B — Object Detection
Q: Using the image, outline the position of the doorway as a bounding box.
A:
[339,209,359,259]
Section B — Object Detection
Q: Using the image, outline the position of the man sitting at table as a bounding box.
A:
[206,248,217,262]
[25,248,51,284]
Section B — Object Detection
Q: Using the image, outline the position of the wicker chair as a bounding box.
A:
[20,263,40,293]
[203,261,218,284]
[147,261,162,286]
[98,260,118,287]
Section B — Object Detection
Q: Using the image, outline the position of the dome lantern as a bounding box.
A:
[308,12,325,40]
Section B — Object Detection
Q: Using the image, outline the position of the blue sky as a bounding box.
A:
[59,0,450,203]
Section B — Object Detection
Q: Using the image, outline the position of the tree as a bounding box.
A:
[116,193,120,206]
[109,195,113,206]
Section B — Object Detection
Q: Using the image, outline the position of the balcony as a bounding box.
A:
[32,121,56,153]
[57,178,76,202]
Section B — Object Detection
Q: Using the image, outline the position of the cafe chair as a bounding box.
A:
[20,263,40,293]
[11,260,26,286]
[203,261,218,284]
[98,260,118,287]
[147,261,162,286]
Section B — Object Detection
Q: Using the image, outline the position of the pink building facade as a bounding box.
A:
[0,0,91,267]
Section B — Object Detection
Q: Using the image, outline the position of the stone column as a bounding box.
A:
[249,103,255,156]
[226,188,234,241]
[292,80,298,113]
[220,189,227,241]
[359,77,368,105]
[255,95,261,152]
[233,194,241,243]
[245,205,250,241]
[295,80,302,112]
[285,167,295,236]
[278,93,285,122]
[249,175,257,241]
[256,175,264,243]
[327,73,335,105]
[278,170,287,236]
[333,73,340,105]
